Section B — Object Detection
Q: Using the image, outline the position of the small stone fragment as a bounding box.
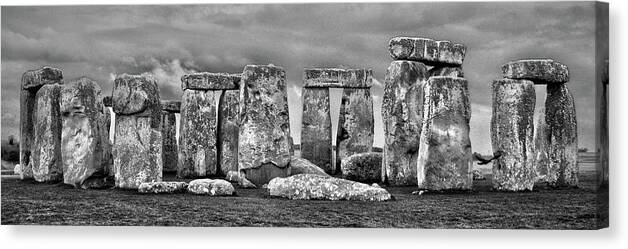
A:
[138,182,188,194]
[501,59,569,84]
[181,73,240,90]
[388,37,466,66]
[112,74,161,116]
[187,179,235,196]
[340,152,382,183]
[267,174,392,201]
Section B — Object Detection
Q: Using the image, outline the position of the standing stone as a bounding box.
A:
[534,107,551,183]
[545,83,578,187]
[161,110,178,173]
[417,76,472,191]
[19,67,63,180]
[490,79,536,191]
[217,90,239,175]
[101,103,113,176]
[381,60,429,186]
[30,84,63,183]
[300,87,333,173]
[598,59,609,188]
[60,77,110,187]
[112,74,162,189]
[239,65,292,186]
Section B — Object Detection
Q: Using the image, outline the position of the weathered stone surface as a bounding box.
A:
[336,88,374,172]
[533,107,551,183]
[161,100,181,113]
[501,59,569,84]
[181,73,240,90]
[60,77,111,187]
[472,169,486,180]
[224,171,257,188]
[20,67,63,180]
[340,152,382,183]
[187,179,235,195]
[417,76,472,191]
[290,156,329,177]
[178,89,219,178]
[112,74,161,116]
[545,83,578,187]
[238,65,292,185]
[101,105,113,177]
[217,90,239,175]
[300,87,333,173]
[381,60,428,186]
[112,74,162,189]
[303,68,373,88]
[102,96,112,107]
[161,111,177,173]
[490,79,536,191]
[30,84,63,183]
[388,37,466,66]
[268,174,392,201]
[138,181,188,194]
[599,59,609,187]
[428,66,464,78]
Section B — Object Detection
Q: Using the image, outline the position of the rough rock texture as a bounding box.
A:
[303,68,373,88]
[336,88,374,172]
[268,174,392,201]
[340,152,382,183]
[472,169,486,180]
[224,170,256,188]
[187,179,235,196]
[138,182,188,194]
[533,107,551,183]
[217,90,239,175]
[161,111,178,173]
[545,83,578,187]
[30,84,63,183]
[60,77,111,187]
[388,37,466,65]
[417,76,472,191]
[381,60,428,186]
[112,74,162,189]
[501,59,569,84]
[101,105,113,176]
[20,66,63,180]
[300,87,333,173]
[161,100,181,113]
[178,89,219,178]
[490,79,536,191]
[181,73,240,90]
[429,66,464,78]
[238,65,292,186]
[289,156,330,177]
[102,96,112,107]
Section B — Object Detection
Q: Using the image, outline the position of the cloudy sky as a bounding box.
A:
[1,2,605,153]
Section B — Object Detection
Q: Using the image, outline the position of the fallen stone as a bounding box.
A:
[303,68,373,88]
[80,176,114,189]
[490,78,536,191]
[161,111,178,173]
[161,100,181,113]
[20,66,63,180]
[381,60,428,186]
[60,77,111,187]
[224,170,257,188]
[545,83,578,187]
[138,181,188,194]
[341,152,382,183]
[217,90,239,175]
[181,72,240,90]
[30,83,63,183]
[178,89,219,178]
[371,183,381,188]
[337,88,374,171]
[501,59,569,84]
[112,74,162,189]
[14,164,21,176]
[267,174,392,201]
[103,96,112,107]
[388,37,466,66]
[187,179,235,196]
[239,65,292,186]
[533,107,551,183]
[417,76,472,191]
[300,87,333,173]
[290,156,330,177]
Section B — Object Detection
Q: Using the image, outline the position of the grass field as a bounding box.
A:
[0,165,608,229]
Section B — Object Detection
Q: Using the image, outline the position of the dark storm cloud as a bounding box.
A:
[1,2,603,152]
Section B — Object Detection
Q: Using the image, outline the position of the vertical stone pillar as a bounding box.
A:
[239,65,292,186]
[179,73,240,178]
[60,77,110,187]
[102,96,114,176]
[490,79,536,191]
[217,90,239,175]
[417,76,472,190]
[301,69,335,174]
[112,74,162,189]
[533,107,551,183]
[161,100,180,173]
[19,67,63,180]
[336,69,374,173]
[31,84,63,183]
[381,61,429,186]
